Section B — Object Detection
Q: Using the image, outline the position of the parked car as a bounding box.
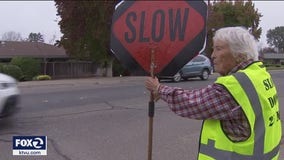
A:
[0,73,20,118]
[158,54,213,82]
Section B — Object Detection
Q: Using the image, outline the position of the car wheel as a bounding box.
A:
[173,73,182,82]
[200,69,209,80]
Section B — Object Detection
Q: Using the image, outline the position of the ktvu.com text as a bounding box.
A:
[12,136,47,156]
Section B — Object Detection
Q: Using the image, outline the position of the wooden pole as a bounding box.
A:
[148,48,155,160]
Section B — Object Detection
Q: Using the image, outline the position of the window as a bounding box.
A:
[192,55,205,62]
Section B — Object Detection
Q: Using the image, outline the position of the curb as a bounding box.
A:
[18,76,146,88]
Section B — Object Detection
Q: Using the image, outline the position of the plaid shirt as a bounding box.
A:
[158,60,255,141]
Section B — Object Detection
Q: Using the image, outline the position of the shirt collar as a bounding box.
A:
[228,59,254,75]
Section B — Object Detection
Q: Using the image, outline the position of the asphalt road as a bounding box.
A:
[0,71,283,160]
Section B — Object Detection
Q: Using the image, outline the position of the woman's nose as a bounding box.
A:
[211,51,215,59]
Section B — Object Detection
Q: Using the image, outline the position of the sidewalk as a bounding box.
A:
[18,76,146,88]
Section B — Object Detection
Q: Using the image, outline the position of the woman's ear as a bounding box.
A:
[235,54,248,64]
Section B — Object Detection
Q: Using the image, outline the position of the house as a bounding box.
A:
[0,41,68,62]
[0,41,101,78]
[262,53,284,65]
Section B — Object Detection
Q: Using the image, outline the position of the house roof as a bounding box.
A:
[0,41,68,59]
[263,53,284,59]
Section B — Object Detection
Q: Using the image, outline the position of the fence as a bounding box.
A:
[41,61,99,79]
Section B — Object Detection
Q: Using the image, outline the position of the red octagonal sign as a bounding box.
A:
[111,0,207,76]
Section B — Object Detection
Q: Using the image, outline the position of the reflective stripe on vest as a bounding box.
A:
[199,72,280,160]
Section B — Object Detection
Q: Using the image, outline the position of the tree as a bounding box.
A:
[266,26,284,52]
[1,31,23,41]
[27,32,45,42]
[54,1,117,65]
[206,0,262,56]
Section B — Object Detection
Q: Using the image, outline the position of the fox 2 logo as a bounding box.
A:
[13,136,46,150]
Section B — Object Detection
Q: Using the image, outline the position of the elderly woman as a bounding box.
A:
[145,26,281,160]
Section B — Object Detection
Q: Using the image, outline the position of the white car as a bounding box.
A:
[0,73,20,118]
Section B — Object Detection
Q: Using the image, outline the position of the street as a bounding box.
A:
[0,71,283,160]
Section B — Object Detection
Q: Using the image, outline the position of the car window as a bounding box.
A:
[192,56,205,62]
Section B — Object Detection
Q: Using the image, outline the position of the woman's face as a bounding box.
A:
[211,40,238,76]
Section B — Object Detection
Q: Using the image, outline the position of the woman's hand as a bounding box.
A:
[145,77,161,101]
[145,77,160,92]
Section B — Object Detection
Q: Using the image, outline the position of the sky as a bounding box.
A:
[0,1,61,44]
[0,1,283,47]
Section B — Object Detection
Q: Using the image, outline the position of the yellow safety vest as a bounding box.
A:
[198,61,282,160]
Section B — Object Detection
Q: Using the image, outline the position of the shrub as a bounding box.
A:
[1,64,23,81]
[10,57,41,81]
[0,63,5,72]
[33,75,52,81]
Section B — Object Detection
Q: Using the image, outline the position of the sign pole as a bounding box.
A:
[148,48,155,160]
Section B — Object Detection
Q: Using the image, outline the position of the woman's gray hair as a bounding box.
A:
[213,26,259,62]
